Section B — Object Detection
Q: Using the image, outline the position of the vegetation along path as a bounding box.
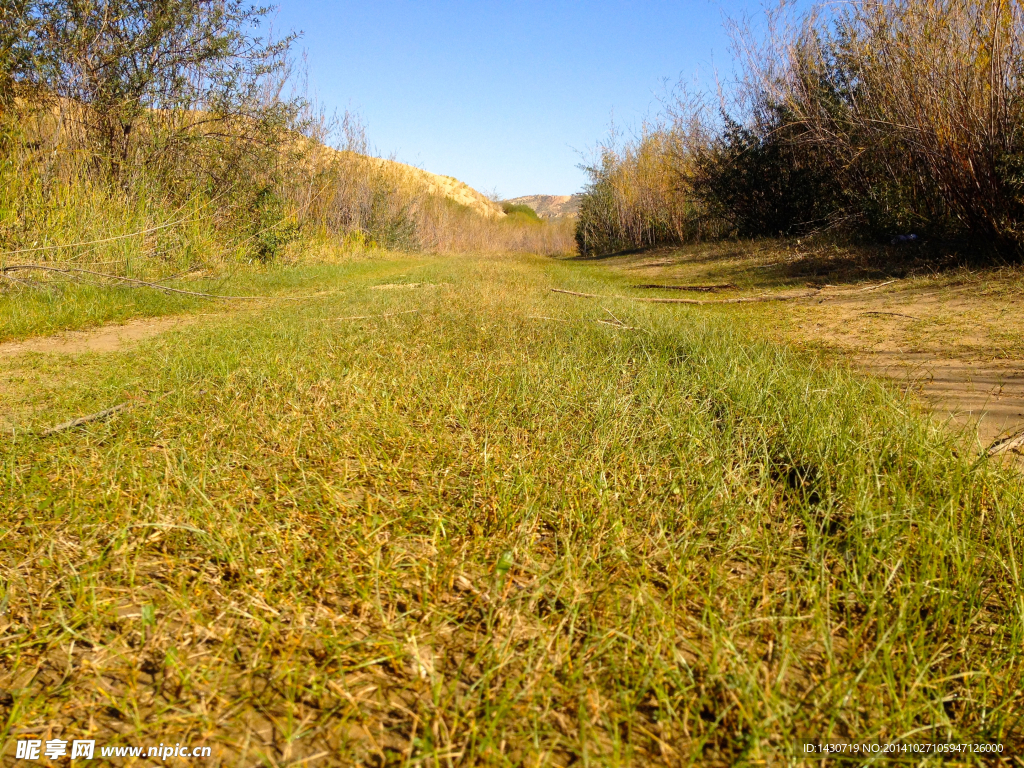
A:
[2,251,1023,765]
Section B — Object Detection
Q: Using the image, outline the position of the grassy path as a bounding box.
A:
[1,252,1023,765]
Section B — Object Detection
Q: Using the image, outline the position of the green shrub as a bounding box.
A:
[501,202,542,223]
[691,111,845,238]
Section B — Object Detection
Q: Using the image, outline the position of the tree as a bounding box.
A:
[13,0,300,177]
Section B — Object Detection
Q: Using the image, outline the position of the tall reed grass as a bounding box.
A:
[576,0,1024,257]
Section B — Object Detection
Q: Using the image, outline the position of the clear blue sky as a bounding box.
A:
[272,1,787,198]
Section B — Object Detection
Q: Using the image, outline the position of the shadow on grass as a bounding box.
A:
[581,238,1021,291]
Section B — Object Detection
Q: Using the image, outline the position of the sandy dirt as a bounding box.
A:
[0,315,195,434]
[0,315,193,358]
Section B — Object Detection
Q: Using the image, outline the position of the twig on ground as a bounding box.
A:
[596,319,641,330]
[632,283,736,292]
[0,273,37,291]
[550,288,822,305]
[987,429,1024,457]
[41,403,129,437]
[860,311,919,320]
[602,307,628,326]
[335,309,422,321]
[859,279,899,292]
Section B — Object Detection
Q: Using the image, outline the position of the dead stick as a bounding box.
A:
[550,289,602,299]
[860,311,919,320]
[42,403,128,437]
[335,309,421,321]
[595,319,640,330]
[632,283,736,292]
[859,279,898,292]
[988,429,1024,457]
[550,288,821,305]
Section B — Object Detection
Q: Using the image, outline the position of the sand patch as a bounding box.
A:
[855,352,1024,448]
[0,315,193,358]
[371,282,425,290]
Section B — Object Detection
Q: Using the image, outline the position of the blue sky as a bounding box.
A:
[272,1,783,198]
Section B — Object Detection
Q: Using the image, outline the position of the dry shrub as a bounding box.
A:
[577,0,1024,256]
[575,123,718,256]
[1,1,573,279]
[416,195,575,255]
[286,112,574,256]
[779,0,1024,242]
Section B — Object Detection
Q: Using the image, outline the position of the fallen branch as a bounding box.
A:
[550,289,604,299]
[601,307,641,329]
[596,319,641,330]
[860,311,919,320]
[0,273,38,291]
[550,288,821,305]
[1,265,309,301]
[335,309,421,321]
[633,283,736,292]
[988,429,1024,457]
[859,279,898,292]
[42,403,128,437]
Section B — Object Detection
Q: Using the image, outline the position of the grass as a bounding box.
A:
[0,249,399,343]
[1,250,1023,765]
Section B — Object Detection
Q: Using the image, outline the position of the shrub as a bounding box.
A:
[575,126,715,256]
[576,0,1024,256]
[501,202,542,223]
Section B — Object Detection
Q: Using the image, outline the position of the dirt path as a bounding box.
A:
[0,315,198,434]
[787,284,1024,450]
[857,353,1024,446]
[0,315,194,358]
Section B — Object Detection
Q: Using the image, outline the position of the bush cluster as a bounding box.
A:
[576,0,1024,257]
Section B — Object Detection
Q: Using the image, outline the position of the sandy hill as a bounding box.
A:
[504,194,582,219]
[383,159,505,219]
[300,137,506,221]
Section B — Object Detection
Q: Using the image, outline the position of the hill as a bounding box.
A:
[503,194,582,219]
[388,159,505,219]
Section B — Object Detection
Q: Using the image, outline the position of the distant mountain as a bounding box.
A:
[504,194,582,219]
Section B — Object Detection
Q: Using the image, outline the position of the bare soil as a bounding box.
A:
[0,315,193,359]
[0,315,196,434]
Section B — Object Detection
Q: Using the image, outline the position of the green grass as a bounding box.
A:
[1,251,1022,765]
[0,254,399,343]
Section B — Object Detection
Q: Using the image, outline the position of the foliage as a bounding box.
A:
[0,2,573,282]
[11,0,299,177]
[782,0,1024,245]
[690,110,844,238]
[249,187,297,263]
[501,202,542,223]
[575,127,715,256]
[576,0,1024,256]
